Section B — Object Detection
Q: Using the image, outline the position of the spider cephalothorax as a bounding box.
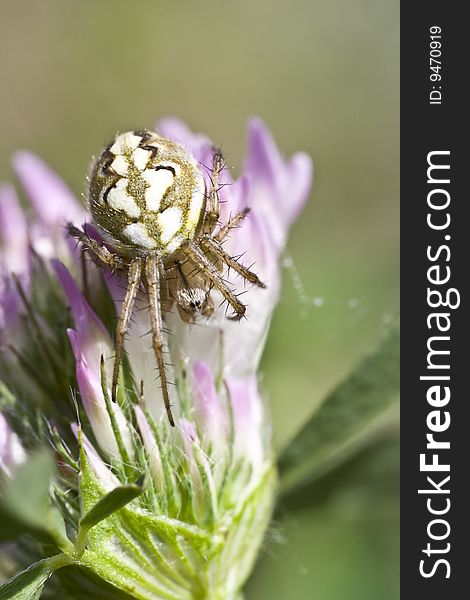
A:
[68,129,265,425]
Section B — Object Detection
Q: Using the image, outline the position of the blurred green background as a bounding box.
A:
[0,1,399,598]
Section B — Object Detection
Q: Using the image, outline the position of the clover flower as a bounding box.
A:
[0,118,312,599]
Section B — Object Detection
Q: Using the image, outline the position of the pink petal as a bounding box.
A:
[0,184,29,274]
[68,329,131,459]
[12,151,85,228]
[0,185,30,334]
[156,117,212,164]
[284,151,314,225]
[225,376,264,470]
[242,117,313,250]
[243,117,284,190]
[53,260,112,367]
[192,361,228,448]
[157,117,223,197]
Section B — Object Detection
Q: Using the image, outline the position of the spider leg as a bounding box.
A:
[214,208,250,242]
[67,223,128,272]
[184,241,246,320]
[201,235,266,288]
[145,253,175,426]
[201,149,224,235]
[111,258,143,402]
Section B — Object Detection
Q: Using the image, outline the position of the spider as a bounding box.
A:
[67,129,265,426]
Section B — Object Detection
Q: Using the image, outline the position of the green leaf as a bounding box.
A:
[278,325,399,497]
[0,449,70,550]
[0,561,50,600]
[2,450,55,528]
[0,503,32,542]
[0,555,74,600]
[279,434,400,513]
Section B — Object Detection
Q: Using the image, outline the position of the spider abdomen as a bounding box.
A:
[88,130,206,256]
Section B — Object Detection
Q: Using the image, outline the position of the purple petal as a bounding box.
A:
[0,184,29,274]
[157,117,224,197]
[192,361,228,448]
[215,174,249,232]
[68,328,132,459]
[67,329,109,442]
[243,117,284,189]
[225,376,264,469]
[242,117,313,250]
[224,190,273,271]
[53,260,112,367]
[156,117,212,164]
[284,151,314,224]
[12,151,85,228]
[57,261,126,459]
[0,185,30,334]
[67,329,102,415]
[59,265,133,460]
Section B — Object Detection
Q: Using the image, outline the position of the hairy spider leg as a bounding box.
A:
[184,241,246,320]
[214,208,250,242]
[202,149,224,235]
[200,235,266,288]
[111,258,142,403]
[145,253,175,426]
[66,224,128,272]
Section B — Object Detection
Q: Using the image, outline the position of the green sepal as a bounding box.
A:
[76,475,145,555]
[78,441,277,600]
[78,446,209,599]
[79,476,145,531]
